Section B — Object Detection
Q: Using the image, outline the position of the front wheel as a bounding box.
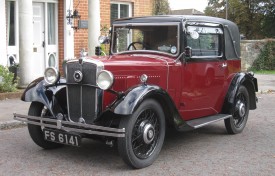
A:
[28,102,63,149]
[118,99,165,169]
[225,86,250,134]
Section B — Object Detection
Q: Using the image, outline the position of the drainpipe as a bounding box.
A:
[88,0,100,56]
[18,0,33,87]
[0,0,7,66]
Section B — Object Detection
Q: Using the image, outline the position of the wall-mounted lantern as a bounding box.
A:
[66,9,81,31]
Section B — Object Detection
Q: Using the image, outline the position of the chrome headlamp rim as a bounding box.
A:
[44,67,60,85]
[96,70,114,90]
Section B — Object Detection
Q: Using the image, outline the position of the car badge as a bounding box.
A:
[73,70,83,82]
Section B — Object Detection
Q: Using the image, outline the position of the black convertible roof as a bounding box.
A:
[114,15,236,27]
[113,15,241,59]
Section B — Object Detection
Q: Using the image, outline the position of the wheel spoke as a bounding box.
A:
[131,108,160,159]
[132,133,142,143]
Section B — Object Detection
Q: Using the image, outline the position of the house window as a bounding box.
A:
[110,2,132,24]
[7,1,16,46]
[6,0,19,65]
[48,3,56,45]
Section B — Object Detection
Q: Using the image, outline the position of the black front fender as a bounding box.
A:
[109,84,193,131]
[21,77,66,116]
[110,85,162,115]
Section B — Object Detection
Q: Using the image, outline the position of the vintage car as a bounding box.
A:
[14,15,258,169]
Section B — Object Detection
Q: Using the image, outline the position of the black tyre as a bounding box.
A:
[225,86,250,134]
[28,102,63,149]
[118,99,165,169]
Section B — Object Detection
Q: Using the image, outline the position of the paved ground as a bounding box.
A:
[256,74,275,93]
[0,93,274,175]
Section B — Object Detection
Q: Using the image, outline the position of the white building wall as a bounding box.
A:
[88,0,100,56]
[0,0,7,66]
[18,0,34,87]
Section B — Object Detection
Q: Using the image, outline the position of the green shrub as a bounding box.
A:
[0,65,18,93]
[251,41,275,70]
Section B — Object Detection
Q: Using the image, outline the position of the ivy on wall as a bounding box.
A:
[251,40,275,71]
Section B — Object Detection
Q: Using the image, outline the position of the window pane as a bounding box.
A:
[111,4,118,24]
[120,4,129,18]
[187,34,221,56]
[48,3,56,45]
[8,1,15,46]
[113,25,178,54]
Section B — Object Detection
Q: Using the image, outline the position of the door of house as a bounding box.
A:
[33,2,45,78]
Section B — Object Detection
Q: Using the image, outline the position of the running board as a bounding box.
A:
[186,114,232,129]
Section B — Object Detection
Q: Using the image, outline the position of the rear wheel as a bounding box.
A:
[225,86,249,134]
[28,102,63,149]
[118,99,165,169]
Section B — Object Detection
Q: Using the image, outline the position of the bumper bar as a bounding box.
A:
[13,113,125,138]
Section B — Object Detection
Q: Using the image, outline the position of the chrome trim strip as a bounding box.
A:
[13,113,125,138]
[66,58,104,68]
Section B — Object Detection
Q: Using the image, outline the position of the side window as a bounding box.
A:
[186,26,223,57]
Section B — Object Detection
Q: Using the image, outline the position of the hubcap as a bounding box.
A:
[143,123,155,144]
[233,92,248,128]
[238,102,246,117]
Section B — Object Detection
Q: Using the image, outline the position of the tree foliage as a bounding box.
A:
[205,0,275,39]
[0,65,18,93]
[153,0,170,15]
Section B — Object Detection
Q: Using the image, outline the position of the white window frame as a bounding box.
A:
[44,1,58,68]
[111,2,133,50]
[110,1,132,20]
[6,0,19,65]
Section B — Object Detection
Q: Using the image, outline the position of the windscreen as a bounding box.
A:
[112,24,179,55]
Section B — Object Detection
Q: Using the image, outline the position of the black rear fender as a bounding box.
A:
[222,72,258,113]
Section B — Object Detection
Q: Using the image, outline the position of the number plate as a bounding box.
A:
[43,129,81,147]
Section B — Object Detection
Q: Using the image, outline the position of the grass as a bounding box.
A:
[252,70,275,74]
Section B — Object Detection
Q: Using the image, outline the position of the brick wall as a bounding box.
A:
[73,0,88,57]
[58,0,64,72]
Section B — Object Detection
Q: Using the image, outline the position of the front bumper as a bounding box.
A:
[13,113,125,138]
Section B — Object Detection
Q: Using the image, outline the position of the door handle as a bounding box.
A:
[221,63,227,68]
[42,41,45,48]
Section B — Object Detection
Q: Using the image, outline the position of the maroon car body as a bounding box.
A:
[14,15,258,169]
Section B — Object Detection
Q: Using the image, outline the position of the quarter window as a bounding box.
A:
[186,26,223,57]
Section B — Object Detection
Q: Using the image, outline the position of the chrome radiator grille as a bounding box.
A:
[66,61,100,124]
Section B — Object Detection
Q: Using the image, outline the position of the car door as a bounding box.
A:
[179,24,228,121]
